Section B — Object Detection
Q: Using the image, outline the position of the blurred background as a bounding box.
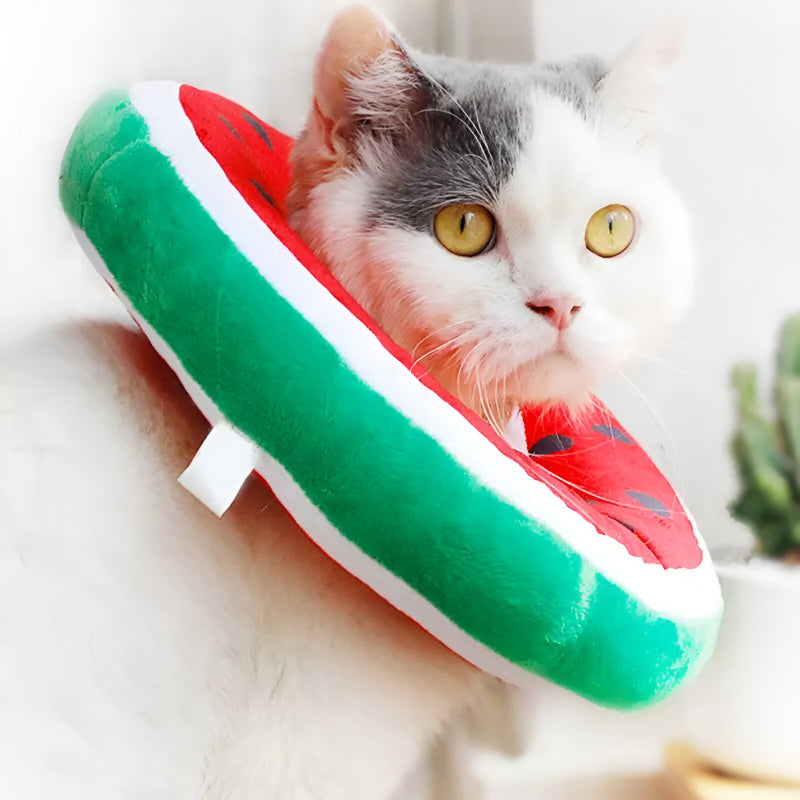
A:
[4,0,800,796]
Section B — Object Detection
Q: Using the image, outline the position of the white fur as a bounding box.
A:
[0,323,480,798]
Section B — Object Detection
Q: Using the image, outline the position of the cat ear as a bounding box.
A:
[597,24,682,156]
[302,5,424,171]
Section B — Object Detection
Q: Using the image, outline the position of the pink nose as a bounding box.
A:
[525,294,583,330]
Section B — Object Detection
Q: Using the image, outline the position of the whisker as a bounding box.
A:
[415,72,494,175]
[469,97,493,172]
[533,464,687,518]
[455,338,483,402]
[615,365,686,496]
[637,353,692,378]
[410,320,465,356]
[639,334,698,349]
[411,329,472,370]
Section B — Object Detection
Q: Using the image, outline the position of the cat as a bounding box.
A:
[0,5,692,799]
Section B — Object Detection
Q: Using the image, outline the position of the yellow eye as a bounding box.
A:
[434,204,496,256]
[585,204,635,258]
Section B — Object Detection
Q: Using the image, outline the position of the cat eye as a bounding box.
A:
[434,204,496,257]
[585,204,635,258]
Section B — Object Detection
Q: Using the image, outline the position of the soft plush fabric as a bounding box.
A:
[59,81,722,708]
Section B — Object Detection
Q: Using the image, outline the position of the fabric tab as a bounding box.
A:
[178,422,258,516]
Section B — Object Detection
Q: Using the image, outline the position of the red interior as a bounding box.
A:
[177,85,702,571]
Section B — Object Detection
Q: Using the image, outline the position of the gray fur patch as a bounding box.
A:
[362,52,607,233]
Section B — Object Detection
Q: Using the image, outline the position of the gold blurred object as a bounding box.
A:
[665,746,800,799]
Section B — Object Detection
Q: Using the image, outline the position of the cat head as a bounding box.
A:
[288,6,693,424]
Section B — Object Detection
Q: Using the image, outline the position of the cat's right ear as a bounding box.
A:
[298,5,424,175]
[598,23,682,158]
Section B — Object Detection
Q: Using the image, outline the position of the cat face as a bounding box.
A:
[288,7,692,422]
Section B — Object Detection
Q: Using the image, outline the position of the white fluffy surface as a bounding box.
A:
[0,324,480,798]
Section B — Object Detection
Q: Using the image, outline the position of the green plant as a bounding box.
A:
[731,312,800,558]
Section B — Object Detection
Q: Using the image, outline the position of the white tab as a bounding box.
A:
[178,422,258,517]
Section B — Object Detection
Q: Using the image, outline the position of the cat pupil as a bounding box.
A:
[460,214,467,234]
[607,216,613,234]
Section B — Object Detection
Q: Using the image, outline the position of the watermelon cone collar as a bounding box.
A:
[59,82,722,709]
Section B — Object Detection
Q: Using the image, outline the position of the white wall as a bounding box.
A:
[0,0,440,333]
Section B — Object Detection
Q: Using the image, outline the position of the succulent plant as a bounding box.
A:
[730,312,800,558]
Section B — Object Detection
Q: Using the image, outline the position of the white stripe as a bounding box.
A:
[125,81,720,622]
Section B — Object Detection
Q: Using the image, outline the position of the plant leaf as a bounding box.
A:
[730,324,800,558]
[730,363,794,545]
[777,312,800,379]
[732,363,758,414]
[777,374,800,480]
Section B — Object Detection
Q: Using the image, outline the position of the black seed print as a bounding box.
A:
[529,434,573,456]
[218,114,242,141]
[626,490,670,518]
[592,424,632,444]
[249,179,278,209]
[242,111,273,149]
[611,517,636,533]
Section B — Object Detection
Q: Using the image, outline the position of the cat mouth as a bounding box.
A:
[549,335,580,363]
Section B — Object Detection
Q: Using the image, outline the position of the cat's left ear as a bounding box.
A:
[597,24,682,157]
[295,6,426,173]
